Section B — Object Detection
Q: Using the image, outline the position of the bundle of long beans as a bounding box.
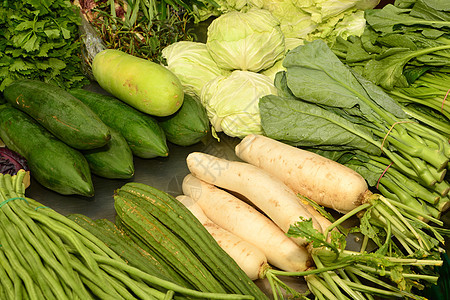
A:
[0,170,255,300]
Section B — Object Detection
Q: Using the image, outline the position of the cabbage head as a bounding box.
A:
[200,70,277,138]
[162,41,228,97]
[307,10,366,45]
[206,8,285,72]
[260,0,378,40]
[260,38,304,81]
[260,0,318,39]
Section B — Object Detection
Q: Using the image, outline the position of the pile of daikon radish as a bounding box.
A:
[176,134,445,299]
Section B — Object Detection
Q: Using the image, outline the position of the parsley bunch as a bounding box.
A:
[0,0,89,91]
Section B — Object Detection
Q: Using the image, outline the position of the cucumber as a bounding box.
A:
[3,79,110,150]
[159,94,209,146]
[69,88,168,159]
[82,127,134,179]
[92,49,184,117]
[0,106,94,197]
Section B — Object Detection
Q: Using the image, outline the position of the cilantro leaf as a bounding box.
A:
[0,1,88,91]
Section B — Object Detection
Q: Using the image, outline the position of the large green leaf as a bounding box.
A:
[259,94,382,155]
[365,4,450,34]
[283,40,378,119]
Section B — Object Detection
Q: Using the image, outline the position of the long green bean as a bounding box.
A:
[0,250,15,300]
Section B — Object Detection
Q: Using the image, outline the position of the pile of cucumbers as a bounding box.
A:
[0,79,209,197]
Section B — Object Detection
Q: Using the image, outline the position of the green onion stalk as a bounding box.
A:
[0,170,257,300]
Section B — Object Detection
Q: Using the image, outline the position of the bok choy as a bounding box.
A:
[259,39,449,217]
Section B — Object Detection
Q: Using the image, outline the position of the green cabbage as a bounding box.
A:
[259,0,318,38]
[200,70,277,138]
[197,0,379,43]
[308,10,367,45]
[206,8,285,72]
[260,38,304,81]
[162,41,228,97]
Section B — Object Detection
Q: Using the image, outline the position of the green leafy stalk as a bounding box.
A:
[287,194,443,288]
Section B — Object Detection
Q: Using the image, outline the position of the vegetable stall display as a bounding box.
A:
[161,0,380,139]
[0,0,449,299]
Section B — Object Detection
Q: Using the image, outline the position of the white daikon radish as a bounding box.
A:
[182,174,313,272]
[185,152,322,246]
[176,195,269,280]
[236,134,371,213]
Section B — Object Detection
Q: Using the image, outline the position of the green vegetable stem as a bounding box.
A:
[284,196,445,300]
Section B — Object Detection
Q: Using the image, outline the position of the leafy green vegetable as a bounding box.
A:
[259,94,382,154]
[205,8,285,72]
[259,39,450,215]
[330,0,450,142]
[331,0,450,91]
[387,72,450,119]
[0,0,89,91]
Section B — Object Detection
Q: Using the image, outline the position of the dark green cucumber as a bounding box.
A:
[158,94,209,146]
[3,79,110,150]
[82,127,134,179]
[114,194,227,294]
[116,183,268,299]
[69,88,168,158]
[0,106,94,196]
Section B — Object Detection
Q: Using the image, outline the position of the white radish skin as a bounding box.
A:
[236,134,371,213]
[185,152,322,246]
[176,195,269,280]
[182,174,313,272]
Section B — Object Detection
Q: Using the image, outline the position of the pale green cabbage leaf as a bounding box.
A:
[307,10,367,45]
[200,70,277,138]
[162,41,228,97]
[260,38,304,81]
[206,8,285,72]
[196,0,379,43]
